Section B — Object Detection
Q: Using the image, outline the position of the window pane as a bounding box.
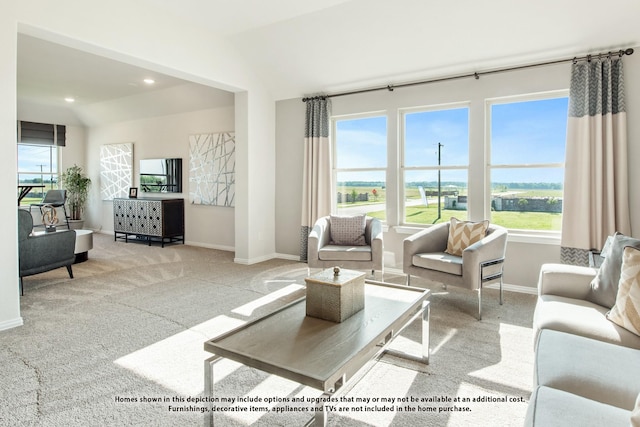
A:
[489,95,567,231]
[18,144,55,173]
[404,169,468,224]
[404,107,469,167]
[491,167,563,231]
[335,116,386,168]
[336,171,386,220]
[17,144,59,206]
[491,97,568,165]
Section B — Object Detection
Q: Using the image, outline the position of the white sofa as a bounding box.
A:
[526,263,640,426]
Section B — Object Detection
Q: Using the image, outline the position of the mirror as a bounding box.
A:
[140,158,182,193]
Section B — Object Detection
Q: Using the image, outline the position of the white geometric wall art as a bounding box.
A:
[100,143,133,200]
[189,132,235,207]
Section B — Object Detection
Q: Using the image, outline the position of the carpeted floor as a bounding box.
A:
[1,233,537,426]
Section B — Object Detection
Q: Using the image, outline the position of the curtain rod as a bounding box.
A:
[302,48,634,102]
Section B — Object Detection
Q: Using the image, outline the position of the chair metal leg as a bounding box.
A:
[477,285,482,321]
[499,277,504,305]
[406,274,411,286]
[20,277,24,296]
[62,205,70,229]
[66,265,74,279]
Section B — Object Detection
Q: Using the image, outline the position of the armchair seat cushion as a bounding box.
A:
[412,252,463,276]
[318,245,373,262]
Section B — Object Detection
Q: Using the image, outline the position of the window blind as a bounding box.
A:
[17,121,66,146]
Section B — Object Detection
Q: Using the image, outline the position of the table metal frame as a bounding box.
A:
[203,280,430,426]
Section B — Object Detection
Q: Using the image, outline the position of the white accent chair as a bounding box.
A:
[307,215,383,278]
[403,222,508,320]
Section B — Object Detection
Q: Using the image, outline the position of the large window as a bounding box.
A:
[333,114,387,220]
[488,93,568,231]
[17,144,59,205]
[402,105,469,224]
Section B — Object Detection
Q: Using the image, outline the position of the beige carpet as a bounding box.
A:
[1,233,537,426]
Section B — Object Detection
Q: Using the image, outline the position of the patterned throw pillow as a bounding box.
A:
[607,246,640,337]
[445,217,489,257]
[590,233,640,308]
[329,214,366,246]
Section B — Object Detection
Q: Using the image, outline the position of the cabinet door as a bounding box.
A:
[146,201,163,236]
[123,199,137,233]
[113,199,127,232]
[130,200,148,234]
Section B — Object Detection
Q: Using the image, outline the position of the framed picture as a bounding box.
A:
[129,187,138,198]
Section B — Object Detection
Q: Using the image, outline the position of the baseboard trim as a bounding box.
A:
[186,241,235,252]
[384,267,538,295]
[485,282,538,295]
[275,253,302,261]
[0,316,24,331]
[234,253,280,265]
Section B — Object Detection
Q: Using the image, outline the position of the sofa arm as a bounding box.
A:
[538,263,597,299]
[20,230,76,272]
[369,216,383,243]
[460,226,507,290]
[307,216,330,264]
[368,218,383,269]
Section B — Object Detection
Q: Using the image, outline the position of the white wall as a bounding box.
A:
[275,52,640,289]
[0,6,22,330]
[86,107,235,249]
[1,0,276,330]
[61,126,87,171]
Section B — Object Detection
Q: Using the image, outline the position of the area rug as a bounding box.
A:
[0,233,536,426]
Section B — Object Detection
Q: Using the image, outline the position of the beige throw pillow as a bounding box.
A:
[607,246,640,337]
[445,217,489,257]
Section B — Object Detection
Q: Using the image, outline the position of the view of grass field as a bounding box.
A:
[18,182,56,206]
[336,185,563,231]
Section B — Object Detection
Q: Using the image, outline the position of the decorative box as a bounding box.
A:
[305,267,365,323]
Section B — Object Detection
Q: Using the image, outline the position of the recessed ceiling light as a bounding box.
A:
[143,78,155,85]
[64,97,75,103]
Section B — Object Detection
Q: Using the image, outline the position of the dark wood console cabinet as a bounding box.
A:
[113,198,184,247]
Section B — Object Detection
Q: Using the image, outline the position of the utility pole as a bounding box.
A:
[37,164,45,184]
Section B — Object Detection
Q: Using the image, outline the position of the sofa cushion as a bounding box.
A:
[632,393,640,427]
[533,295,640,350]
[318,244,372,262]
[608,246,640,337]
[589,233,640,309]
[525,386,631,427]
[535,329,640,409]
[445,217,489,256]
[412,252,463,276]
[329,214,366,246]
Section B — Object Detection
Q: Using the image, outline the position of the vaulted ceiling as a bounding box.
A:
[17,0,640,126]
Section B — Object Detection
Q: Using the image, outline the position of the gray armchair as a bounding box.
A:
[403,221,508,320]
[18,209,76,295]
[307,215,383,278]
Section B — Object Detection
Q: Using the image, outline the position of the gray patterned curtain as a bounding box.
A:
[300,97,331,261]
[561,57,631,265]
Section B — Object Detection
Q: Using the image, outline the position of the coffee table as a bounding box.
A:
[203,280,430,426]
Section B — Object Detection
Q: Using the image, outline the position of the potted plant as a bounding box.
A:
[60,165,91,229]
